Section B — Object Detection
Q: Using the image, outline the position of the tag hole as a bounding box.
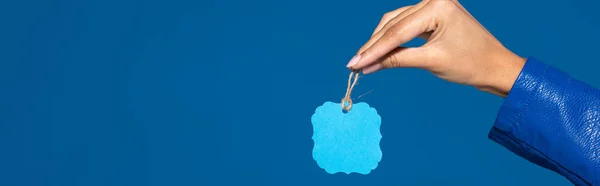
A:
[342,101,351,114]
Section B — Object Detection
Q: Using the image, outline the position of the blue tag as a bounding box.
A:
[311,101,382,174]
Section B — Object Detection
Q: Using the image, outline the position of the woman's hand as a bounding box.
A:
[346,0,526,97]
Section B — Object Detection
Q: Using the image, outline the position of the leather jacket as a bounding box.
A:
[490,57,600,185]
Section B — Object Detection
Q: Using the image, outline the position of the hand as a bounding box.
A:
[346,0,526,97]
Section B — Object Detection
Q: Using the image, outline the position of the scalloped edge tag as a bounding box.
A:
[311,101,382,174]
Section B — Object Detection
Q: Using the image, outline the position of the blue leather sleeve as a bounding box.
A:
[489,57,600,185]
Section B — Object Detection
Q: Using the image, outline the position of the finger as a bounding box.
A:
[371,6,412,36]
[362,63,383,74]
[370,0,430,39]
[358,1,430,55]
[380,47,430,69]
[361,16,431,58]
[362,47,430,74]
[352,6,435,70]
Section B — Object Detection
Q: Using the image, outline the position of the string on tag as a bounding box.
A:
[341,70,360,111]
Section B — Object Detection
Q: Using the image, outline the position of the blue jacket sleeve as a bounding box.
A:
[489,57,600,185]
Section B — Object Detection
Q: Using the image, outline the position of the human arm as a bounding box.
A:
[490,57,600,185]
[347,0,600,184]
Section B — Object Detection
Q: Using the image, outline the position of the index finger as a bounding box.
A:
[350,5,433,70]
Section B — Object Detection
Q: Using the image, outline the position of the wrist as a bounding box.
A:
[477,51,526,97]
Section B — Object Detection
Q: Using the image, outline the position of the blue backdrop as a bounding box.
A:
[1,0,598,185]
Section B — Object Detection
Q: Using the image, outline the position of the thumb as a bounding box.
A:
[362,47,430,74]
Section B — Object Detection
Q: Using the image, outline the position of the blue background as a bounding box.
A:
[1,0,598,185]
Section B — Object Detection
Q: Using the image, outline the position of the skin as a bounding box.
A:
[346,0,526,97]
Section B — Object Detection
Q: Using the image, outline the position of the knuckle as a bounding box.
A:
[382,6,411,21]
[380,22,394,32]
[385,25,404,37]
[382,12,394,20]
[382,52,401,68]
[385,56,399,68]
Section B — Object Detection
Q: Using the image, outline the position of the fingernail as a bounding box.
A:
[362,63,382,74]
[346,55,361,67]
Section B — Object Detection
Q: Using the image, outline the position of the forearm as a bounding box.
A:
[489,57,600,185]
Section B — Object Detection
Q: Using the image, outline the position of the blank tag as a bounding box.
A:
[311,101,382,174]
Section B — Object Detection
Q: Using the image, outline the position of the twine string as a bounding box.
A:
[341,70,360,111]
